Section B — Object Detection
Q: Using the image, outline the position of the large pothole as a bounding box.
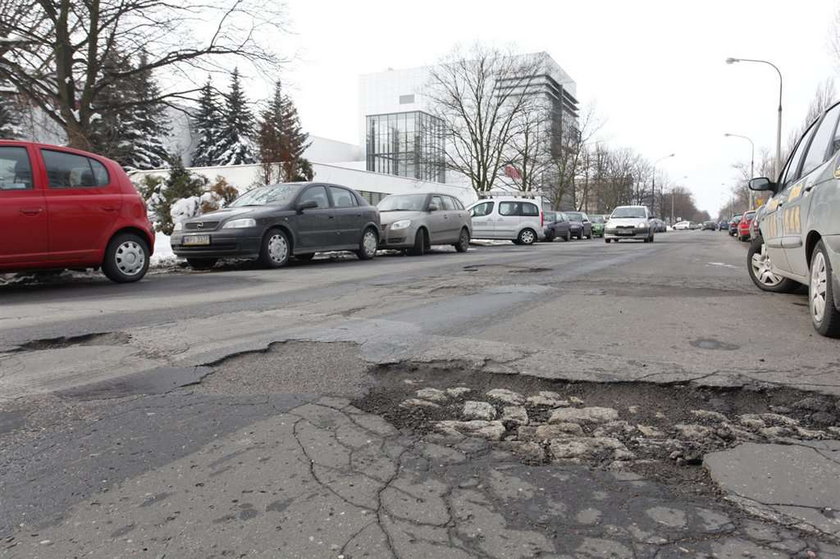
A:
[354,363,840,499]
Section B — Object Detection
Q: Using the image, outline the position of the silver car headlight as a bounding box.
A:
[222,218,256,229]
[173,222,184,232]
[637,222,648,228]
[390,220,411,230]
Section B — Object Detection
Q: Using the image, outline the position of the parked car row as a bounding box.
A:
[1,141,587,283]
[743,99,840,338]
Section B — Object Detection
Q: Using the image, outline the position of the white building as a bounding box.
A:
[358,52,579,202]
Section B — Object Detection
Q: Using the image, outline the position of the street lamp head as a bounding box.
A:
[725,57,739,65]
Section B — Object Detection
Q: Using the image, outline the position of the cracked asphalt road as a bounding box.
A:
[2,232,840,557]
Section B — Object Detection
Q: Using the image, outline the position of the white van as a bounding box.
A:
[467,195,545,245]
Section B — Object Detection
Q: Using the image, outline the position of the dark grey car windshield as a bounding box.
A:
[378,194,427,212]
[229,185,299,207]
[611,208,646,219]
[566,212,584,221]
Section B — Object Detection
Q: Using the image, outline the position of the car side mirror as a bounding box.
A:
[428,203,439,212]
[297,200,319,213]
[749,177,776,193]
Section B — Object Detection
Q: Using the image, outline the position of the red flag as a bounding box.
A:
[504,165,521,180]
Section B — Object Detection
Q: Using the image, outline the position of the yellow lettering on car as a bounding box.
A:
[789,184,803,200]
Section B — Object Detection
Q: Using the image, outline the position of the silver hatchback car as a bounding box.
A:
[748,100,840,337]
[378,193,472,256]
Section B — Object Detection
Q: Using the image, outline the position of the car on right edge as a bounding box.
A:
[604,205,655,243]
[747,100,840,337]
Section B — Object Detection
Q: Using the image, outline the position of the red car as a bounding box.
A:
[737,210,756,242]
[0,141,155,283]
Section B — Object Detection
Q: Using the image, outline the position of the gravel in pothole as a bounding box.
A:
[354,364,840,497]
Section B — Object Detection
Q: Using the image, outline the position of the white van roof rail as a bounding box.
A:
[479,190,541,199]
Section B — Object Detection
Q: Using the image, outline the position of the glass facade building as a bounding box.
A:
[365,111,446,183]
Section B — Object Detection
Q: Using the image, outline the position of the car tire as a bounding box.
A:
[102,232,150,283]
[258,228,290,268]
[186,258,217,270]
[605,238,611,243]
[564,231,572,242]
[809,241,840,338]
[517,228,537,246]
[747,237,798,293]
[544,232,556,242]
[356,227,379,260]
[407,229,426,256]
[295,253,315,261]
[454,228,470,253]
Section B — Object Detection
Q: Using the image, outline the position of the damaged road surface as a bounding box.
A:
[2,233,840,557]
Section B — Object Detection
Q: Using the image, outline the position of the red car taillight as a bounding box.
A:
[540,211,544,227]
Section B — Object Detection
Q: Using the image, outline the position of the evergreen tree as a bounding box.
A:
[0,93,22,139]
[216,68,256,166]
[90,51,133,160]
[257,80,312,183]
[119,55,170,170]
[191,78,225,166]
[90,52,170,170]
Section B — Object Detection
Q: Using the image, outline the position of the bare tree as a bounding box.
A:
[544,104,601,210]
[0,0,286,149]
[428,45,540,193]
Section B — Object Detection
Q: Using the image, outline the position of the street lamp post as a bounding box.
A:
[726,57,783,179]
[724,132,755,209]
[652,153,675,219]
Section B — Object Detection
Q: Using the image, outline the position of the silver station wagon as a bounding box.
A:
[748,100,840,337]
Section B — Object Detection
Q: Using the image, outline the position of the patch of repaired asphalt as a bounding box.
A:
[0,391,314,538]
[195,341,376,398]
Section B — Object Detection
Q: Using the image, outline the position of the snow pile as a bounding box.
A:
[150,231,178,267]
[170,196,201,225]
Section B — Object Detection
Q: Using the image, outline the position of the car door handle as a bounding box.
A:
[805,185,815,192]
[328,215,335,219]
[20,208,43,216]
[100,206,118,212]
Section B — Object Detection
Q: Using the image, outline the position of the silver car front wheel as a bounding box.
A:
[746,238,798,293]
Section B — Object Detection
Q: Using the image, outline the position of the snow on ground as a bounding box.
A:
[150,231,180,268]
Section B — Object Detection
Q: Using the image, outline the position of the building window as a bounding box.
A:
[399,94,415,104]
[365,111,446,183]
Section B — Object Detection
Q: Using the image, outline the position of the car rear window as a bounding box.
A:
[41,149,110,188]
[0,147,33,190]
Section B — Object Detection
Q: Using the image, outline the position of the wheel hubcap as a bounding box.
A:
[522,231,534,244]
[751,243,783,287]
[268,234,288,263]
[460,231,469,247]
[363,230,377,255]
[115,241,145,276]
[811,251,828,324]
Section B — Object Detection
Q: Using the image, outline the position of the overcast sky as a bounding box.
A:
[266,0,839,215]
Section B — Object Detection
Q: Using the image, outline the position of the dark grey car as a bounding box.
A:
[171,182,380,269]
[543,211,572,242]
[565,211,592,239]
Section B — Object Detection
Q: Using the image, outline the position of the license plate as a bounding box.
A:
[182,234,210,246]
[617,230,633,235]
